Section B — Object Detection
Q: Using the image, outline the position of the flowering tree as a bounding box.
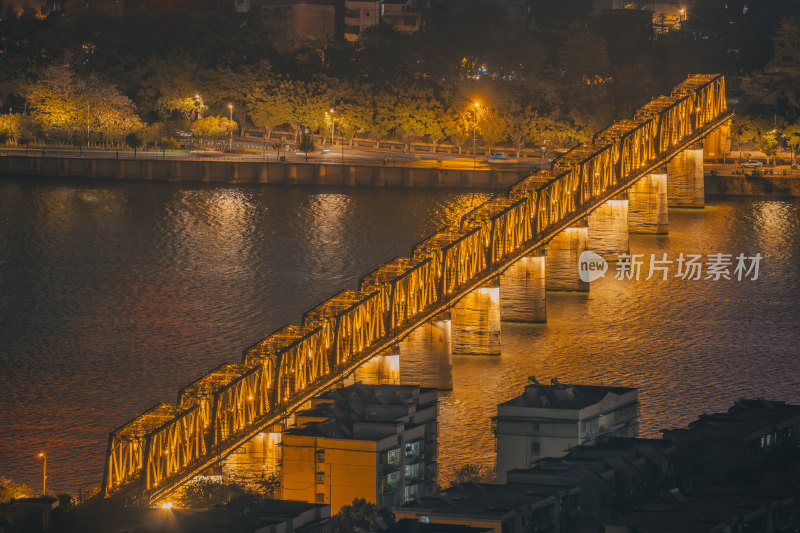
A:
[193,116,236,143]
[28,66,140,145]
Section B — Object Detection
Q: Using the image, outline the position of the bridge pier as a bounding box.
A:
[354,345,400,385]
[667,143,704,208]
[628,171,668,234]
[500,254,546,323]
[399,315,453,389]
[220,430,282,487]
[451,281,501,355]
[587,199,629,260]
[545,227,589,291]
[703,122,731,161]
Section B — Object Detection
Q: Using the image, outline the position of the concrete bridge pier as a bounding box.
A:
[221,429,282,486]
[703,122,731,161]
[451,280,501,356]
[354,345,400,385]
[667,143,704,207]
[500,254,546,323]
[399,315,453,389]
[545,226,589,291]
[587,199,629,260]
[628,170,669,234]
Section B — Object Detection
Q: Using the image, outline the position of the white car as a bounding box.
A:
[741,160,763,168]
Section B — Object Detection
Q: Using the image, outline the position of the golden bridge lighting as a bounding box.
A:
[101,74,729,505]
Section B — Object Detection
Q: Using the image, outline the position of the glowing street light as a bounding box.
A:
[472,102,480,171]
[194,94,203,120]
[329,108,335,145]
[38,452,46,496]
[228,103,234,153]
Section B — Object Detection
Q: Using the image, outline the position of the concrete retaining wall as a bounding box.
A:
[705,173,800,197]
[0,155,525,189]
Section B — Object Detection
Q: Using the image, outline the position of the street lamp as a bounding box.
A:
[472,102,480,171]
[38,452,46,496]
[228,103,234,152]
[329,108,335,146]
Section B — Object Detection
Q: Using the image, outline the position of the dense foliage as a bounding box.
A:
[0,1,798,153]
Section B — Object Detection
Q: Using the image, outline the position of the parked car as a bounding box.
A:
[741,160,763,168]
[190,149,223,157]
[488,152,509,160]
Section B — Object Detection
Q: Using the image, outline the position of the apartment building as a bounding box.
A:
[282,383,438,512]
[344,0,421,42]
[494,377,639,482]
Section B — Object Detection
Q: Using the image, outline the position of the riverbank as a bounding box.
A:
[705,172,800,197]
[4,153,800,197]
[0,153,525,189]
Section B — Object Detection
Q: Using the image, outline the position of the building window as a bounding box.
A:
[386,447,400,465]
[404,463,419,480]
[316,471,325,483]
[530,442,540,456]
[404,484,419,502]
[315,493,324,503]
[316,449,325,463]
[405,441,420,458]
[386,471,399,486]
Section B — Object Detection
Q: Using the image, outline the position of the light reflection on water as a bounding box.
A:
[0,177,798,495]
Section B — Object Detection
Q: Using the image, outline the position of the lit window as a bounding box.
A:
[316,472,325,483]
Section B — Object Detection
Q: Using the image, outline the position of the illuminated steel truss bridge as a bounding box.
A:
[102,74,731,505]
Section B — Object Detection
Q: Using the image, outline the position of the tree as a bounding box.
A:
[371,88,397,148]
[0,113,23,144]
[446,107,475,155]
[193,116,236,143]
[767,16,800,75]
[158,95,207,122]
[86,76,142,145]
[0,477,31,503]
[452,463,492,484]
[28,66,141,146]
[247,80,294,140]
[504,104,532,158]
[287,79,333,137]
[477,105,507,154]
[178,478,244,509]
[253,471,280,498]
[758,130,780,166]
[27,65,83,141]
[297,128,315,159]
[784,122,800,166]
[329,498,379,533]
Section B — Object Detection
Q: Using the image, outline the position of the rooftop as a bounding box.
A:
[662,399,800,443]
[286,383,437,440]
[604,490,795,533]
[395,483,562,519]
[387,519,494,532]
[499,377,636,410]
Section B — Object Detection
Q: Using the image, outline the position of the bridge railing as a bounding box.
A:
[102,74,730,502]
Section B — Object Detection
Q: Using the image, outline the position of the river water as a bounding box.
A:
[1,176,799,495]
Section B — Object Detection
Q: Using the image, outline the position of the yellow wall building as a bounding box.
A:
[282,384,438,513]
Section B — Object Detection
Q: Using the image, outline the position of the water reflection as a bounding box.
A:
[0,179,491,493]
[1,177,799,495]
